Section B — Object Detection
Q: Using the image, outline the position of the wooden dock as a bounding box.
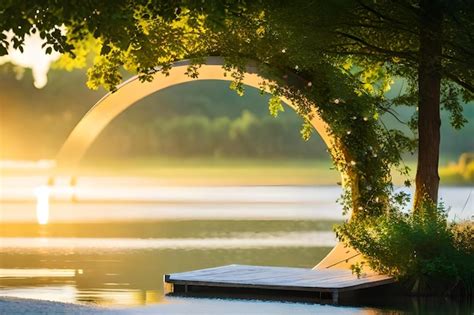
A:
[164,264,394,303]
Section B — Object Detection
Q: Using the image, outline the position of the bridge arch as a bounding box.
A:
[51,56,361,269]
[54,57,336,172]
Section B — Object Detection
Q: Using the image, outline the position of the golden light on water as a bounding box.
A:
[0,268,76,278]
[34,186,50,225]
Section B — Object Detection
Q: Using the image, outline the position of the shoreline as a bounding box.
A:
[0,297,111,314]
[0,296,359,314]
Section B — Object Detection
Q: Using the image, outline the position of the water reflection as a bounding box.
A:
[34,186,50,225]
[1,233,336,250]
[6,185,472,223]
[0,268,76,278]
[2,182,472,313]
[1,247,330,305]
[1,220,472,313]
[0,220,332,306]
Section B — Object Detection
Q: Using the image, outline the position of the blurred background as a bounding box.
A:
[0,61,472,307]
[1,63,473,184]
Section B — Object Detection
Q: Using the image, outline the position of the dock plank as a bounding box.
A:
[165,264,394,293]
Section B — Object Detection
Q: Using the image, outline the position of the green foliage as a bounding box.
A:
[350,261,365,279]
[300,120,313,141]
[466,162,474,182]
[441,81,468,130]
[440,158,474,185]
[268,95,284,117]
[1,0,473,219]
[335,200,474,295]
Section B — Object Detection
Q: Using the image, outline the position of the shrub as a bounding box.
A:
[439,159,474,185]
[335,201,474,296]
[464,161,474,182]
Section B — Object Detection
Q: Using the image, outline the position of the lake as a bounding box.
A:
[1,178,472,314]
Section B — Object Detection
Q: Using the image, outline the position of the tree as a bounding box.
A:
[1,0,472,214]
[259,0,473,210]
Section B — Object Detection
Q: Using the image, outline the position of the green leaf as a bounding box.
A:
[268,95,284,117]
[300,120,313,141]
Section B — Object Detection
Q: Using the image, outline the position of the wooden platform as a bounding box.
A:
[164,264,394,303]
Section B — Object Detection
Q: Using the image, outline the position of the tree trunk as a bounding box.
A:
[413,0,443,211]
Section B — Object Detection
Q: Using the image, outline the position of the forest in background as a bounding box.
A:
[1,64,472,164]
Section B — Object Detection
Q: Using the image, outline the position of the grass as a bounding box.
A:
[2,157,470,186]
[77,157,341,186]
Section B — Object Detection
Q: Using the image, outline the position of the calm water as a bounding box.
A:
[1,181,473,313]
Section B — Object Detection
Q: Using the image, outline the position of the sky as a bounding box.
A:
[0,32,60,88]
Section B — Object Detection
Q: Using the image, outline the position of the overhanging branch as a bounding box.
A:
[334,31,416,60]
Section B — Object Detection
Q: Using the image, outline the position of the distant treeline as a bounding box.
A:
[1,65,472,161]
[89,111,326,158]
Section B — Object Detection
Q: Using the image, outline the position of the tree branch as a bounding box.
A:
[444,71,474,94]
[333,31,417,60]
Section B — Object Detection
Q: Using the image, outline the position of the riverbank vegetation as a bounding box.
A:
[2,157,471,186]
[439,153,474,185]
[336,200,474,296]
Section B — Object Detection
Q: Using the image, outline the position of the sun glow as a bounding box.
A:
[34,185,50,225]
[0,31,60,88]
